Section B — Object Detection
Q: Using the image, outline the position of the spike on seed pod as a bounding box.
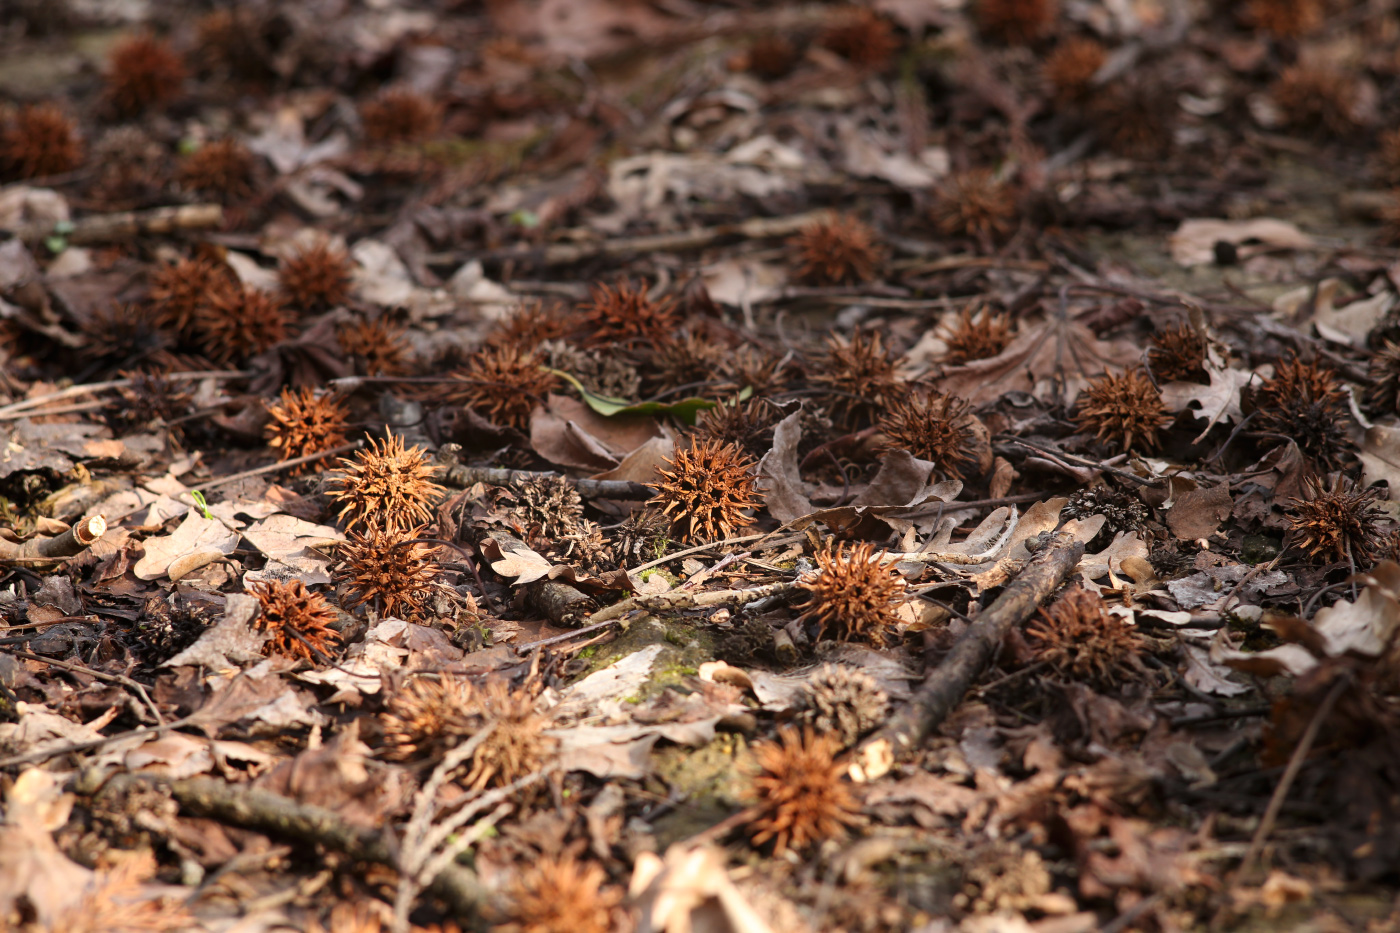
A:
[0,103,82,180]
[361,87,441,144]
[798,541,906,646]
[1147,323,1208,383]
[790,215,881,286]
[1074,367,1172,454]
[1024,585,1146,688]
[105,34,186,116]
[878,390,985,480]
[195,284,292,365]
[578,279,681,347]
[811,328,901,428]
[336,526,440,622]
[931,170,1018,245]
[250,579,341,663]
[446,344,559,430]
[82,302,170,365]
[494,855,624,933]
[821,8,900,68]
[1252,355,1353,472]
[648,438,762,544]
[279,242,352,312]
[179,138,256,201]
[147,255,237,339]
[614,508,673,564]
[794,664,889,749]
[1288,476,1385,566]
[263,387,350,474]
[942,306,1014,364]
[977,0,1059,45]
[744,725,860,856]
[329,433,445,534]
[1043,36,1106,104]
[1244,0,1323,39]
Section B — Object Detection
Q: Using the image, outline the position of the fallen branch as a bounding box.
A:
[849,532,1085,782]
[0,514,106,562]
[438,463,653,501]
[9,203,225,246]
[589,581,797,624]
[0,370,247,419]
[79,773,488,919]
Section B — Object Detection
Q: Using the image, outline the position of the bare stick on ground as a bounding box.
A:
[0,514,106,561]
[9,203,225,246]
[850,532,1085,782]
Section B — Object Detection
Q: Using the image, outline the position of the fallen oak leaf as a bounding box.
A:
[480,534,553,585]
[1160,358,1261,443]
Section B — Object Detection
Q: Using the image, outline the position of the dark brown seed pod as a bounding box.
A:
[495,855,625,933]
[647,438,762,544]
[692,396,780,457]
[1024,585,1146,688]
[263,387,350,475]
[328,433,446,534]
[798,541,905,646]
[147,255,237,339]
[810,328,902,428]
[0,103,82,180]
[337,315,410,376]
[930,170,1018,244]
[878,390,985,480]
[446,344,559,431]
[178,138,256,201]
[105,34,186,116]
[250,579,341,663]
[1271,64,1359,137]
[278,242,352,312]
[977,0,1059,45]
[1252,356,1353,472]
[793,664,889,748]
[1043,36,1107,104]
[1287,476,1386,566]
[821,7,900,68]
[509,474,585,545]
[577,279,680,347]
[1074,368,1173,453]
[1147,323,1208,383]
[1244,0,1322,38]
[361,87,441,144]
[194,285,292,365]
[942,307,1014,364]
[744,725,860,856]
[335,526,440,622]
[790,215,882,286]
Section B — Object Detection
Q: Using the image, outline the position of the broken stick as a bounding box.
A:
[0,514,106,562]
[849,532,1085,782]
[9,203,225,246]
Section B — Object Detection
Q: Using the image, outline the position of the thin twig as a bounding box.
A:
[588,581,798,624]
[1000,437,1164,487]
[0,370,248,418]
[188,440,364,494]
[4,649,164,725]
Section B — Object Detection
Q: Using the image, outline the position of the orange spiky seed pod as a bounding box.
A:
[463,680,555,790]
[791,215,882,286]
[336,527,440,621]
[0,103,82,180]
[793,664,888,748]
[147,255,237,339]
[1245,0,1322,38]
[1147,323,1208,383]
[878,391,985,480]
[798,541,905,646]
[484,301,573,352]
[1089,78,1175,159]
[745,726,860,856]
[1369,339,1400,414]
[810,329,901,428]
[337,316,410,376]
[1025,586,1146,688]
[250,579,341,663]
[821,8,900,69]
[329,433,445,534]
[977,0,1059,45]
[1043,36,1106,104]
[361,87,441,144]
[263,387,350,474]
[1073,368,1172,453]
[495,856,625,933]
[1252,356,1353,472]
[105,34,186,116]
[179,138,256,201]
[446,344,558,430]
[1271,64,1359,137]
[195,285,292,364]
[578,279,681,347]
[279,242,352,312]
[1287,476,1385,566]
[379,673,477,761]
[931,170,1018,245]
[943,307,1014,364]
[692,396,780,457]
[747,33,799,80]
[648,438,762,543]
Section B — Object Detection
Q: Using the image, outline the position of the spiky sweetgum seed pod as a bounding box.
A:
[811,329,901,428]
[799,541,905,646]
[484,300,573,352]
[645,332,730,394]
[329,433,446,534]
[464,680,556,791]
[692,396,780,456]
[105,34,186,116]
[1272,65,1358,137]
[578,279,681,347]
[931,170,1018,244]
[1024,586,1145,688]
[1074,368,1172,454]
[821,8,900,68]
[337,316,410,376]
[1043,36,1106,104]
[747,33,799,80]
[263,387,350,475]
[1,103,82,180]
[179,139,256,201]
[361,87,441,144]
[943,307,1014,364]
[1090,78,1175,159]
[977,0,1059,45]
[250,579,341,663]
[1288,477,1386,566]
[1147,323,1208,383]
[648,438,762,543]
[1368,340,1400,414]
[794,664,889,748]
[446,344,559,430]
[1245,0,1322,38]
[790,215,881,285]
[279,242,352,312]
[745,725,860,856]
[495,856,624,933]
[380,673,477,761]
[1253,356,1353,472]
[336,527,440,622]
[195,285,292,364]
[147,256,236,338]
[878,391,984,480]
